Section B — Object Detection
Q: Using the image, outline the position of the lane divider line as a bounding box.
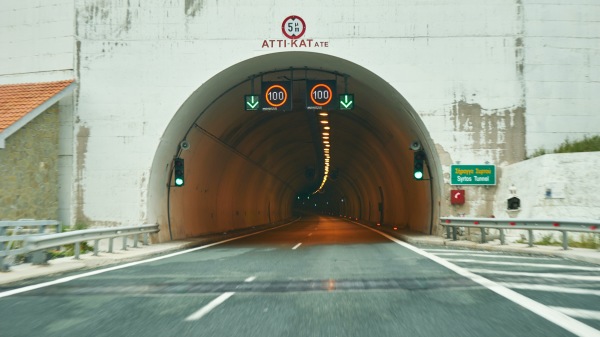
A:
[0,219,300,299]
[186,275,256,321]
[467,268,600,282]
[499,283,600,296]
[292,243,302,250]
[185,292,235,321]
[354,222,600,337]
[550,307,600,322]
[447,259,600,271]
[431,252,554,260]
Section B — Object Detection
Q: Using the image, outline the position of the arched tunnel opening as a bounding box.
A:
[147,52,442,242]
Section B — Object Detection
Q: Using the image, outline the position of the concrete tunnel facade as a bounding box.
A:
[148,52,443,242]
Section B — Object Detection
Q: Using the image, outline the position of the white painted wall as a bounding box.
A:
[523,0,600,154]
[0,0,75,83]
[494,152,600,220]
[1,0,598,226]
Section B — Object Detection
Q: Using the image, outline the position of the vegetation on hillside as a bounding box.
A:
[529,135,600,158]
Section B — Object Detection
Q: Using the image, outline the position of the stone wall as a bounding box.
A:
[0,104,60,220]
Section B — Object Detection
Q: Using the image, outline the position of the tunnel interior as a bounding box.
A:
[148,52,441,242]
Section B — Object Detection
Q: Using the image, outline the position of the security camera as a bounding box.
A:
[409,141,421,151]
[180,140,190,150]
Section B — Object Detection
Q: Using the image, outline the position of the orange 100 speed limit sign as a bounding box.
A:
[306,80,337,110]
[261,81,292,111]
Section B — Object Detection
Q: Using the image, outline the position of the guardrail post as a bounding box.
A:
[528,229,534,247]
[133,234,139,248]
[499,229,506,245]
[74,242,80,259]
[562,231,569,250]
[94,239,100,256]
[108,238,114,253]
[0,227,7,272]
[31,251,49,265]
[445,226,450,239]
[122,236,127,251]
[452,227,457,241]
[143,233,149,245]
[480,228,486,243]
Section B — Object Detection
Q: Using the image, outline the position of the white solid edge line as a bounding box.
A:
[355,223,600,337]
[292,243,302,250]
[0,220,299,299]
[185,292,235,321]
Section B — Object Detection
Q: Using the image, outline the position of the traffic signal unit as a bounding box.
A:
[174,158,184,186]
[413,151,425,180]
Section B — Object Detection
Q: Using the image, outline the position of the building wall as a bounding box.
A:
[0,104,60,220]
[0,0,75,83]
[0,0,598,226]
[493,152,600,220]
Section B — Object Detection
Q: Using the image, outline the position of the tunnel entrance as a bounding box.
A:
[148,52,442,242]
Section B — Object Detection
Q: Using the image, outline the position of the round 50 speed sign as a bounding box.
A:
[282,16,306,39]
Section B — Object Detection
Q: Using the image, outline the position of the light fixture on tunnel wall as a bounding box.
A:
[180,140,190,150]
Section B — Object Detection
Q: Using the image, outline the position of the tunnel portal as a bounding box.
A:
[148,52,441,241]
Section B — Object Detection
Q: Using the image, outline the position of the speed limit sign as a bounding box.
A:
[306,80,337,110]
[281,16,306,39]
[261,81,292,111]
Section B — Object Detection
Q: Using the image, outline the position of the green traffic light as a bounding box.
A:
[413,151,425,180]
[174,158,185,187]
[414,171,423,180]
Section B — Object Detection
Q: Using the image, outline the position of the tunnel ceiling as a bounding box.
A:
[159,52,436,240]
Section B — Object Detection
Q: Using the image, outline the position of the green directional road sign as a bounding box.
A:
[450,164,496,185]
[244,95,260,111]
[339,94,354,110]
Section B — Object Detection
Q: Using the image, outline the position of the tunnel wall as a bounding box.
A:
[0,0,598,233]
[165,131,295,241]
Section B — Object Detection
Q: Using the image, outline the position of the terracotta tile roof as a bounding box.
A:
[0,80,74,132]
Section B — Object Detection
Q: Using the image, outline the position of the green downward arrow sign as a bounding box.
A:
[339,94,354,110]
[245,95,259,110]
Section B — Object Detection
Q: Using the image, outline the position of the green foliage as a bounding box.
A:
[516,232,599,249]
[49,222,93,258]
[568,233,600,249]
[554,135,600,153]
[529,135,600,158]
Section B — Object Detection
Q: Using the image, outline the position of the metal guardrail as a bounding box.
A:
[441,217,600,250]
[0,220,62,271]
[1,222,159,271]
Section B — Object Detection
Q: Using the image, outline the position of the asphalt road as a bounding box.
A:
[1,216,598,337]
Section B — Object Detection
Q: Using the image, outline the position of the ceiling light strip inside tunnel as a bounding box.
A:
[315,111,331,194]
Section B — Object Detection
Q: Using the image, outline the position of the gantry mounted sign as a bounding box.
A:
[339,94,354,110]
[306,80,336,110]
[244,95,260,111]
[261,81,292,111]
[450,164,496,185]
